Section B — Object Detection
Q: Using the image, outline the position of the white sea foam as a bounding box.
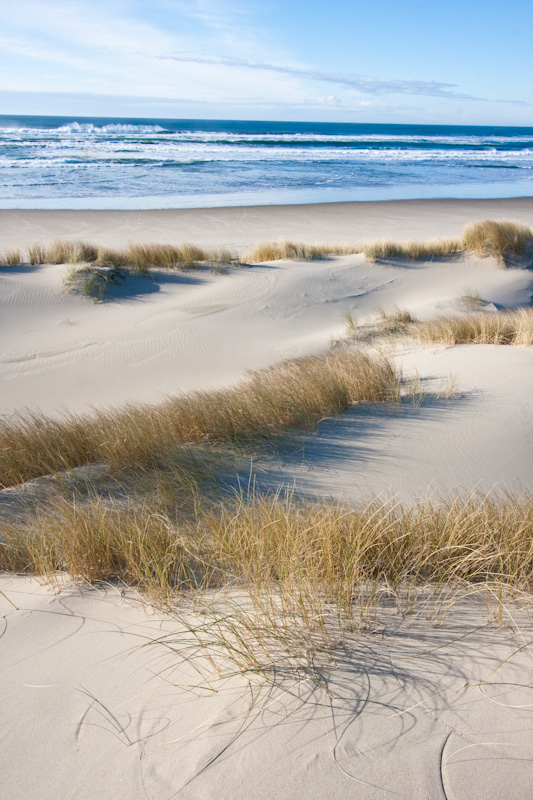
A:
[1,119,532,205]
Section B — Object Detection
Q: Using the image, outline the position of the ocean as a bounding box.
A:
[1,115,532,209]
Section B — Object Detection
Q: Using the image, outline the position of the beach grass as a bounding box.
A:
[2,488,532,634]
[6,219,532,271]
[243,241,357,262]
[409,307,533,346]
[0,350,402,488]
[362,237,463,263]
[22,240,238,270]
[0,248,23,266]
[63,264,132,301]
[463,219,533,261]
[346,307,533,346]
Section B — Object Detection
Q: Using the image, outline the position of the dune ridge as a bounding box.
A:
[1,200,533,800]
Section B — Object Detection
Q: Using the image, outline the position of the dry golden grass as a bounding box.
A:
[0,248,23,266]
[0,350,401,488]
[122,242,210,270]
[409,307,533,346]
[463,219,533,261]
[8,219,532,271]
[344,306,418,342]
[345,306,533,346]
[243,241,327,262]
[42,240,99,264]
[243,241,359,262]
[27,244,47,265]
[363,238,462,263]
[21,240,237,271]
[2,489,532,624]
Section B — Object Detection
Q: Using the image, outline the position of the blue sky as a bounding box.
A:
[1,0,532,124]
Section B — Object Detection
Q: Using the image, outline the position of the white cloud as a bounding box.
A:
[0,0,529,118]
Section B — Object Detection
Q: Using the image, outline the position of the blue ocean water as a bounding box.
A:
[1,115,532,208]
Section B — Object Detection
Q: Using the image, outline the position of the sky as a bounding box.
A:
[1,0,532,125]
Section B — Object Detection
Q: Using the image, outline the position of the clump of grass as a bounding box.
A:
[178,242,209,266]
[409,307,533,346]
[243,241,328,262]
[2,489,532,621]
[376,307,417,334]
[463,219,533,261]
[363,238,462,263]
[63,265,127,301]
[94,246,130,268]
[244,241,364,262]
[0,494,202,597]
[0,350,401,488]
[43,240,99,264]
[122,243,209,270]
[28,244,46,265]
[345,305,533,346]
[459,289,487,311]
[344,307,417,342]
[0,248,23,266]
[123,244,176,271]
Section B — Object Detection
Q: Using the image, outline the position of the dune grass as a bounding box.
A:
[2,488,532,632]
[243,241,358,262]
[0,248,22,266]
[409,307,533,346]
[344,306,418,341]
[463,219,533,261]
[4,219,531,270]
[28,244,47,265]
[20,240,238,271]
[0,350,402,489]
[345,306,533,346]
[362,237,462,263]
[63,264,135,301]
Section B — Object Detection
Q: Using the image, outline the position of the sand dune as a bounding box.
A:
[1,249,531,419]
[1,575,532,800]
[1,200,533,799]
[253,345,533,502]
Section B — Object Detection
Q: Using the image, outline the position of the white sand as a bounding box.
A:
[2,197,533,251]
[1,248,531,420]
[1,574,532,800]
[254,344,533,502]
[1,200,533,798]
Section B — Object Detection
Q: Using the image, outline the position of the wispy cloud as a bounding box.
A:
[154,52,485,101]
[0,0,530,120]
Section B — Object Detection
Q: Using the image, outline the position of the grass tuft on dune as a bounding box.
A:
[409,307,533,346]
[346,307,533,346]
[2,489,532,634]
[0,350,402,488]
[4,219,532,269]
[242,241,358,262]
[0,248,23,266]
[362,237,463,262]
[463,219,533,261]
[19,240,238,271]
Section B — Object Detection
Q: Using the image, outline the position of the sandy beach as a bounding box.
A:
[1,197,533,799]
[3,197,533,251]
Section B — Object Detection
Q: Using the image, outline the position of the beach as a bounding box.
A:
[3,196,533,251]
[1,197,533,799]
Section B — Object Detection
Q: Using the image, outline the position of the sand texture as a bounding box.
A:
[1,575,532,800]
[1,199,533,798]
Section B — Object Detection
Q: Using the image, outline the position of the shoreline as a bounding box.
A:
[2,196,533,252]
